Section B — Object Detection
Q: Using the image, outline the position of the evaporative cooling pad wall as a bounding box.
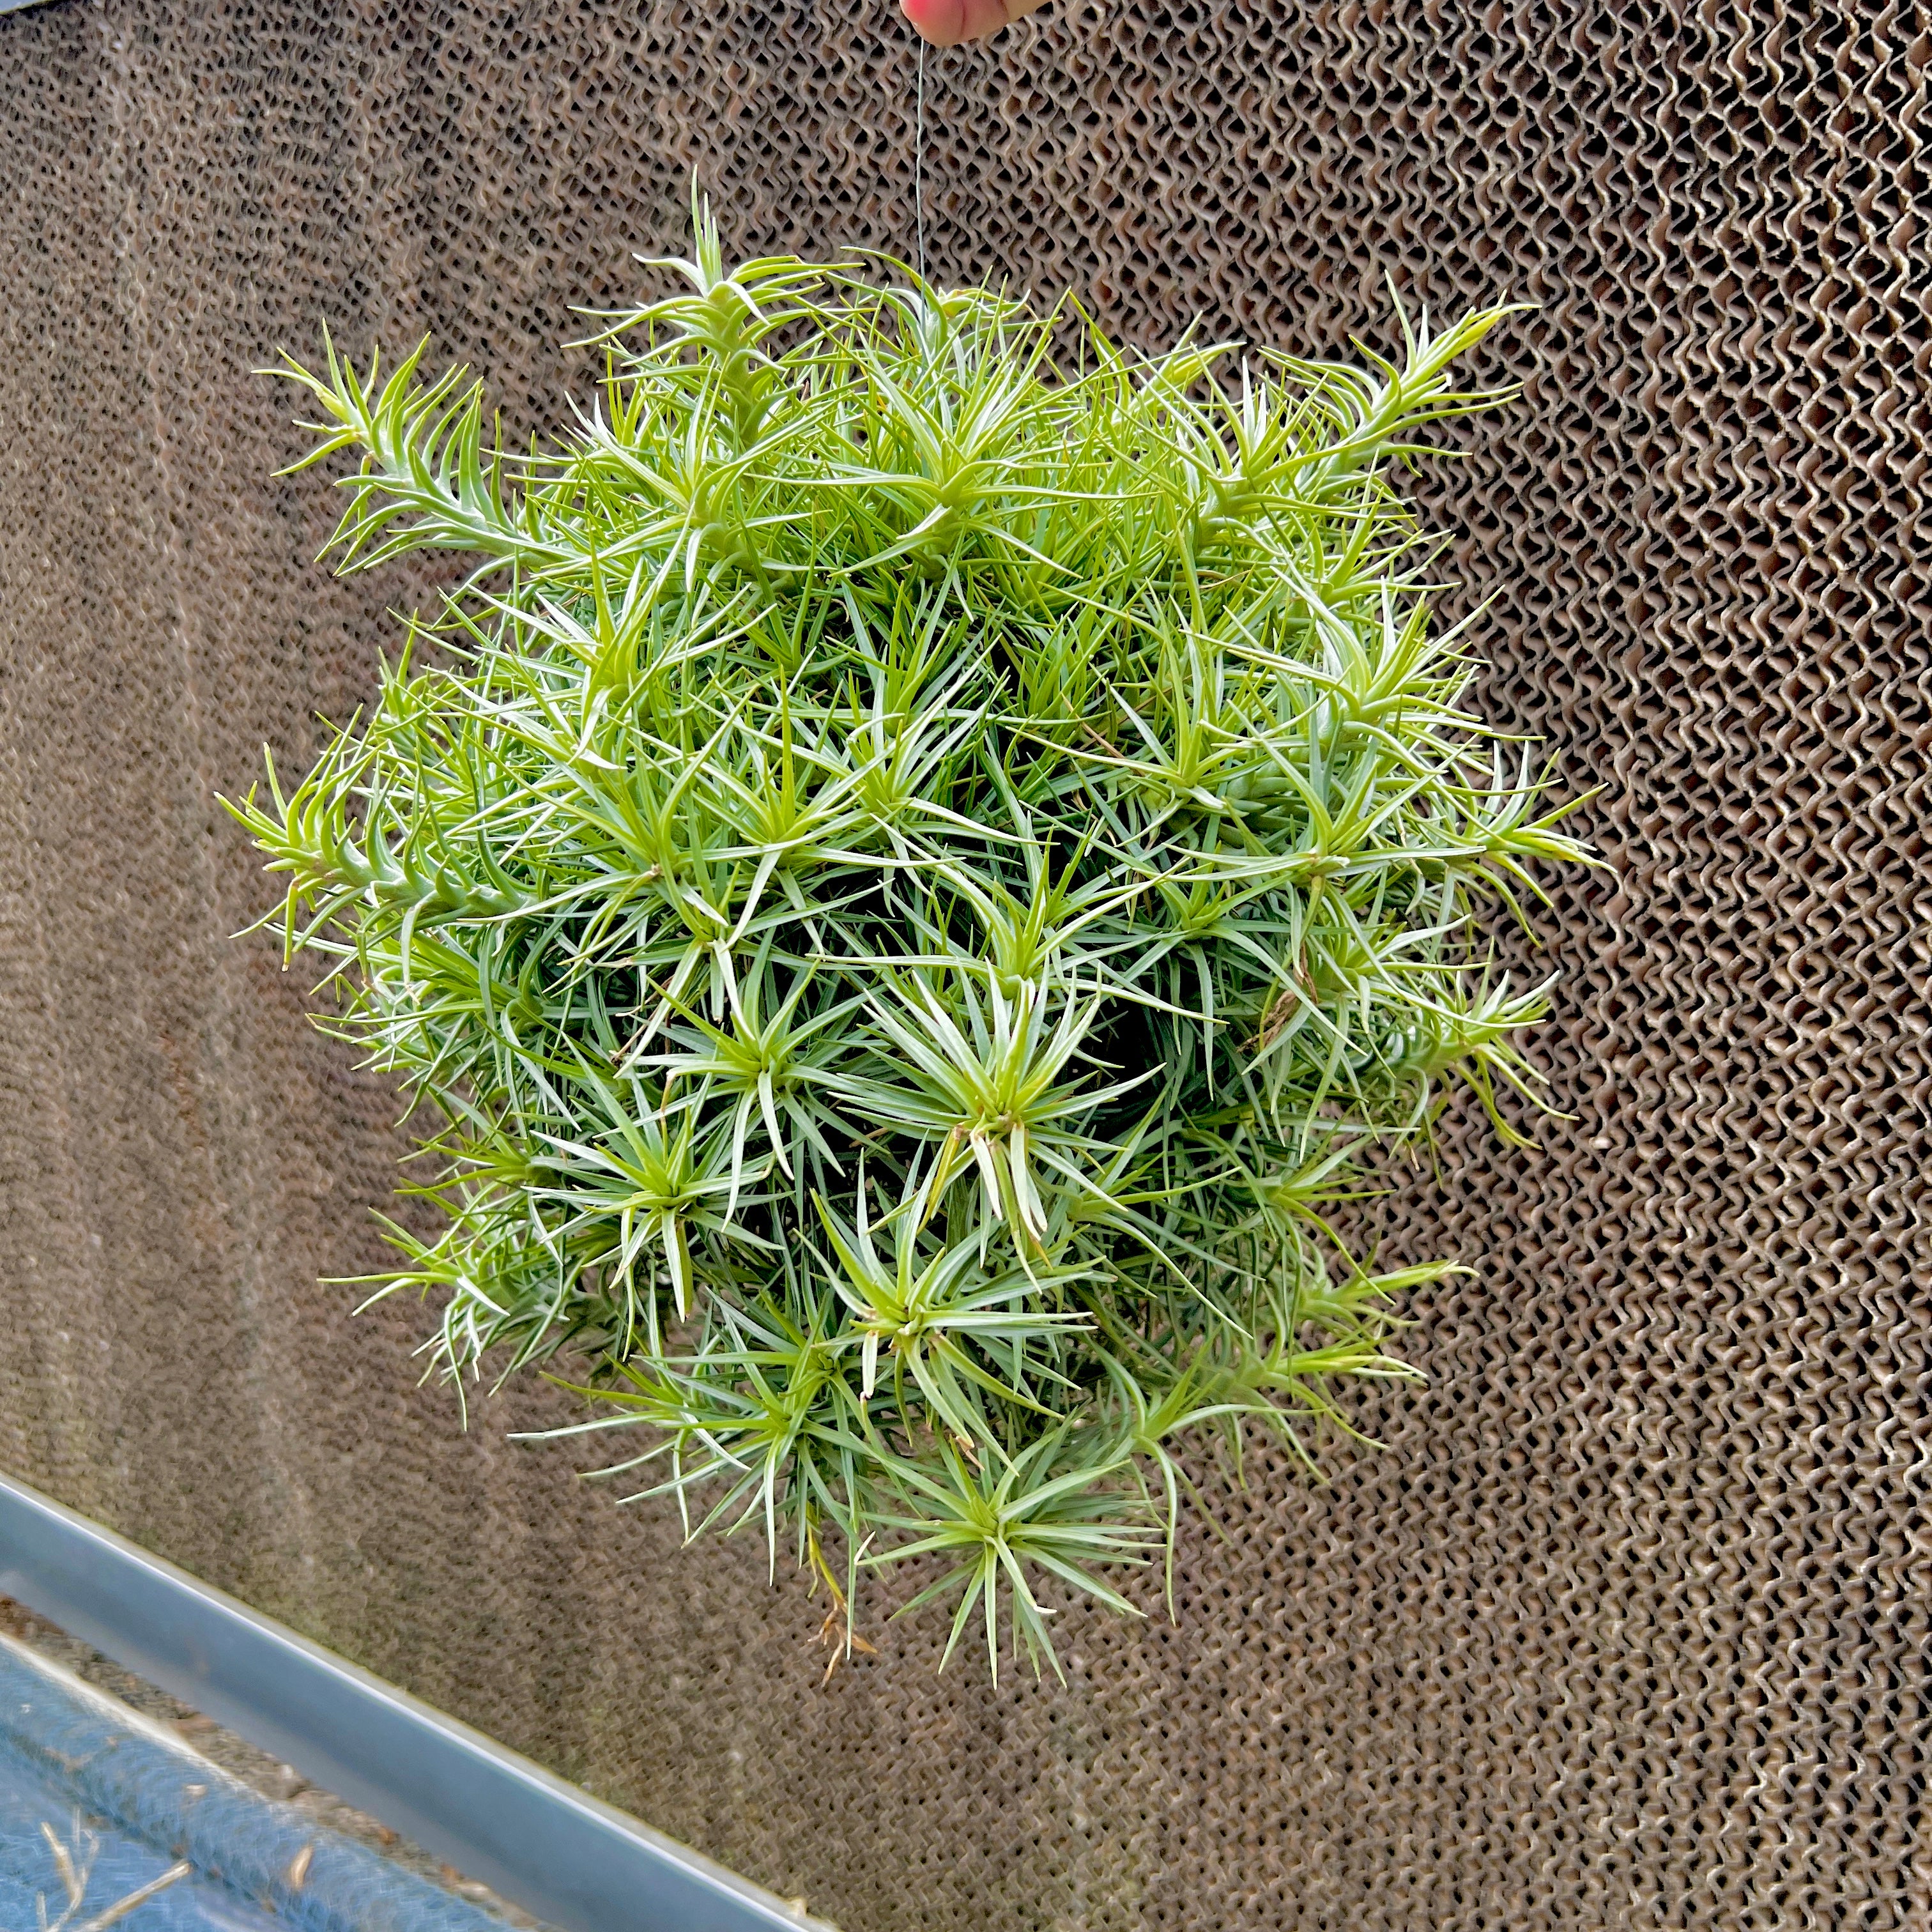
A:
[1,1,1927,1927]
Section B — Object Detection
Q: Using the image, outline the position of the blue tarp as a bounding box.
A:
[0,1643,509,1931]
[0,1740,278,1930]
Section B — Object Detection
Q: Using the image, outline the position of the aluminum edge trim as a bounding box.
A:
[0,1471,833,1932]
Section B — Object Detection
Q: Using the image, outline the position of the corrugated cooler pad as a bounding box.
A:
[0,1,1927,1928]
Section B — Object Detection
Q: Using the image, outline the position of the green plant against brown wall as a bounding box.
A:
[227,197,1587,1682]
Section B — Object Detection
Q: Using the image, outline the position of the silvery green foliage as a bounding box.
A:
[232,201,1584,1679]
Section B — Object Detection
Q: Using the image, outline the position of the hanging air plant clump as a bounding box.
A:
[231,200,1585,1679]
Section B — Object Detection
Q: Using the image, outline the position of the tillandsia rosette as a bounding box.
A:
[229,197,1588,1680]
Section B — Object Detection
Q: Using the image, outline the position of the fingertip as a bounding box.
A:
[901,0,967,47]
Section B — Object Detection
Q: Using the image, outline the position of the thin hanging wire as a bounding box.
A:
[915,42,928,284]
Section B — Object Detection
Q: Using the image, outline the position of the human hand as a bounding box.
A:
[901,0,1055,47]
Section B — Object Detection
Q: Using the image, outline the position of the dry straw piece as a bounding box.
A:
[230,197,1585,1680]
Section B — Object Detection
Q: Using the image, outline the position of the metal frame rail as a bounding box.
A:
[0,1473,825,1932]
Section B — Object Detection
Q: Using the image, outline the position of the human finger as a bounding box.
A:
[900,0,1055,49]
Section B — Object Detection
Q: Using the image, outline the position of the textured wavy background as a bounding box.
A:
[2,0,1928,1926]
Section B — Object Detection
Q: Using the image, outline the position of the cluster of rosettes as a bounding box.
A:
[232,201,1583,1678]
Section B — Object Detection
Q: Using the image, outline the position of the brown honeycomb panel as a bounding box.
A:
[1,0,1928,1927]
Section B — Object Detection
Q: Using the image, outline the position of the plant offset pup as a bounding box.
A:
[233,202,1584,1679]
